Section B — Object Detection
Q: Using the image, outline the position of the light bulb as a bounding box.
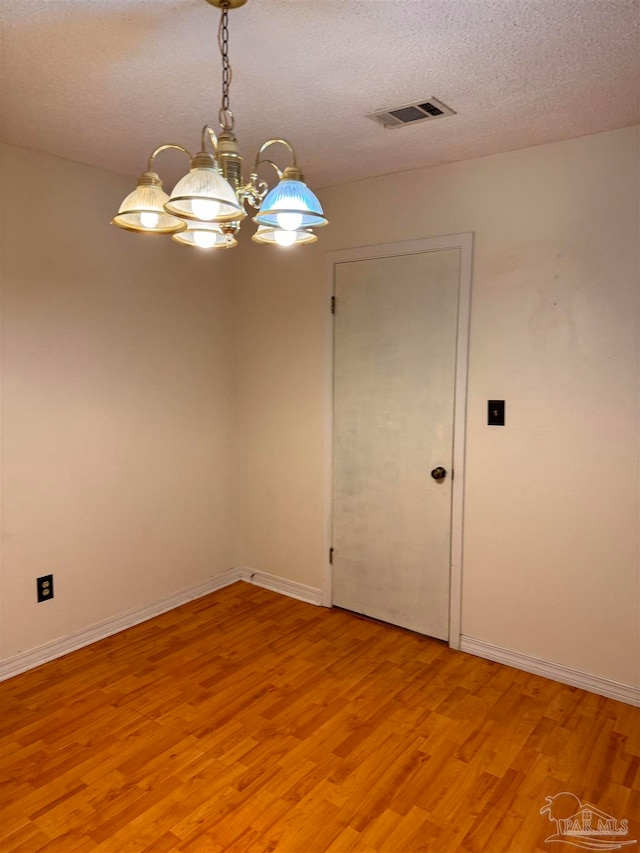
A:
[191,198,220,221]
[273,229,297,247]
[193,230,218,249]
[140,211,159,229]
[275,210,304,231]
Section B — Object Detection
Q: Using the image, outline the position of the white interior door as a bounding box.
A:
[332,247,462,640]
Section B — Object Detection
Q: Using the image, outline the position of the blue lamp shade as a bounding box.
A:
[254,179,328,231]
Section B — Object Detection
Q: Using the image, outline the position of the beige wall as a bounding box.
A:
[0,144,238,659]
[2,128,638,691]
[234,245,327,586]
[236,126,639,688]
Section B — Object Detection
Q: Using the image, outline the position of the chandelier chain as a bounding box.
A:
[218,4,234,130]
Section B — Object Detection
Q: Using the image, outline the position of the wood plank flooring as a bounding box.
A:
[1,582,638,852]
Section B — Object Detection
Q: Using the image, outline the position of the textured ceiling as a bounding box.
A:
[1,0,639,189]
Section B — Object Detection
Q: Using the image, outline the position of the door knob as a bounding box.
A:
[431,466,447,480]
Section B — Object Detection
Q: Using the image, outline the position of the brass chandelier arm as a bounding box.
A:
[250,138,306,185]
[242,139,304,208]
[147,144,193,173]
[252,138,297,173]
[253,159,283,181]
[202,125,220,154]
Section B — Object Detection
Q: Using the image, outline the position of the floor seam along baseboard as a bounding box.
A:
[1,573,637,706]
[0,567,321,682]
[460,635,639,706]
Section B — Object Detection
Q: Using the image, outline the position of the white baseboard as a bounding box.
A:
[236,566,323,606]
[0,567,322,682]
[460,636,640,707]
[0,569,242,683]
[12,577,632,707]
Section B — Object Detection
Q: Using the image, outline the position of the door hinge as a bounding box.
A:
[329,547,334,564]
[331,296,336,315]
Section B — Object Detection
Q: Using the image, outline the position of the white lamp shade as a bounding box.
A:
[165,165,245,223]
[172,220,237,249]
[251,225,317,246]
[112,183,186,234]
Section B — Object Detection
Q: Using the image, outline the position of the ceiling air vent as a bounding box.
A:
[366,97,455,130]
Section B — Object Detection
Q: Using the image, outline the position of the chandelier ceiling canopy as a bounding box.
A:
[112,0,328,250]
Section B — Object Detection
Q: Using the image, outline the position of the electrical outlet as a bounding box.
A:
[37,574,54,602]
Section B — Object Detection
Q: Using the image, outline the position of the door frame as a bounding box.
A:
[323,233,473,649]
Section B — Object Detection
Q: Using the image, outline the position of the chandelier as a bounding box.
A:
[112,0,327,250]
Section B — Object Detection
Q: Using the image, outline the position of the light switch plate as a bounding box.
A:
[488,400,505,426]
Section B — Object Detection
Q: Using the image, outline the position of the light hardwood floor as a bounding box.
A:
[1,582,638,853]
